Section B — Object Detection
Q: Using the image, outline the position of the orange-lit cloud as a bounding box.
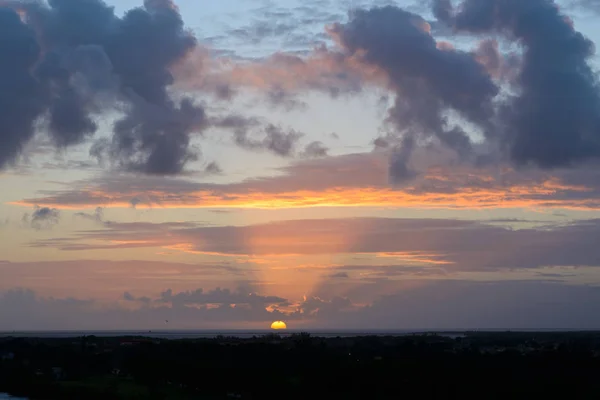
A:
[25,216,600,272]
[175,42,389,97]
[10,151,600,211]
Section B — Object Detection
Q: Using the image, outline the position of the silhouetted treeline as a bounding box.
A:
[2,332,600,399]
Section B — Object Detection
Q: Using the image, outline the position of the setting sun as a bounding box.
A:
[270,321,287,330]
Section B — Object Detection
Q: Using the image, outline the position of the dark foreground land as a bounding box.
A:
[2,331,600,399]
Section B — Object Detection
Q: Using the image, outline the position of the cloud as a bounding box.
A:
[23,216,600,272]
[0,287,287,330]
[328,6,498,181]
[22,206,60,230]
[13,149,600,211]
[0,259,256,302]
[434,0,600,168]
[74,207,105,224]
[124,288,287,308]
[212,114,311,157]
[328,272,350,279]
[315,280,600,330]
[228,19,297,45]
[155,287,290,308]
[302,141,329,158]
[3,0,596,179]
[234,124,305,157]
[204,161,222,174]
[191,2,600,178]
[212,0,343,54]
[4,280,600,329]
[178,48,382,99]
[327,264,448,280]
[0,0,206,175]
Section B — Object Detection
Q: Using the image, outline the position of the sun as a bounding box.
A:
[270,321,287,330]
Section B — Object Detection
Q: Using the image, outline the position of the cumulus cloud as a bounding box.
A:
[2,0,599,180]
[22,206,60,230]
[434,0,600,169]
[0,0,206,175]
[330,6,499,181]
[189,1,600,179]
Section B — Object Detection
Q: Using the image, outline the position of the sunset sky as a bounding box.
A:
[2,0,600,330]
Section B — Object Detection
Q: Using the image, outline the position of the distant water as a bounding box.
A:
[0,394,28,400]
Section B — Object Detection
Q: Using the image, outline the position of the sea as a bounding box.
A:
[0,395,27,400]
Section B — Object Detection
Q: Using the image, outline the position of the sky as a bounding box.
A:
[2,0,600,330]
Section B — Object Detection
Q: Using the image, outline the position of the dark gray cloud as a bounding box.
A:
[22,206,60,230]
[212,114,311,157]
[234,124,305,157]
[330,6,499,182]
[388,136,418,183]
[0,0,205,175]
[472,39,520,81]
[212,1,600,178]
[0,7,46,170]
[262,125,303,157]
[204,161,222,174]
[302,141,329,158]
[328,272,350,279]
[433,0,600,169]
